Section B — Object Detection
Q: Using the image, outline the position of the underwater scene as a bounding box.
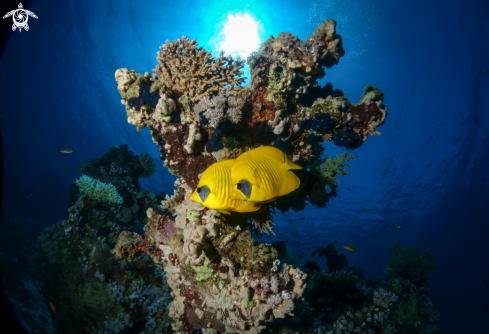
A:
[0,0,488,333]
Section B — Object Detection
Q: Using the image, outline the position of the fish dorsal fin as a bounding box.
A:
[284,155,303,170]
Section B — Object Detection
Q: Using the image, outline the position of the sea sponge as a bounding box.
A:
[75,175,123,204]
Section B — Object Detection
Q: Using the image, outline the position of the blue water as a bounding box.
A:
[1,0,488,333]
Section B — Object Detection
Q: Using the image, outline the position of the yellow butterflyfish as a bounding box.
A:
[190,159,261,214]
[230,146,303,203]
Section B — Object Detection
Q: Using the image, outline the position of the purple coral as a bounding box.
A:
[155,215,177,245]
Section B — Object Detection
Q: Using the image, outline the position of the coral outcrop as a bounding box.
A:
[109,18,442,334]
[37,146,171,334]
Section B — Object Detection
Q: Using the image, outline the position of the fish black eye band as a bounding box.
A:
[236,180,252,198]
[197,186,210,202]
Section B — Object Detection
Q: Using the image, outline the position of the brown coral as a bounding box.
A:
[154,36,246,101]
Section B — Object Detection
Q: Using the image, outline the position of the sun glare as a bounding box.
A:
[218,13,260,59]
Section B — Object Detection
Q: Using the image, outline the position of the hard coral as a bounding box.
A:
[154,36,245,101]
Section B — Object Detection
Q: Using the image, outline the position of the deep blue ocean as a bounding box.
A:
[1,0,488,333]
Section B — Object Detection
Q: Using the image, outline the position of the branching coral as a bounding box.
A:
[153,36,245,101]
[385,241,436,283]
[139,153,156,178]
[75,175,123,205]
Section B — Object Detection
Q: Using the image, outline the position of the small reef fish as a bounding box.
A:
[343,245,356,252]
[49,302,56,315]
[37,290,42,301]
[296,241,300,244]
[190,159,261,214]
[483,279,487,284]
[426,235,430,239]
[57,148,73,154]
[301,217,305,220]
[230,146,303,203]
[391,224,401,229]
[334,240,339,244]
[299,255,303,258]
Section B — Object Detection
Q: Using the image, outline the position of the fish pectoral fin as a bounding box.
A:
[281,170,301,195]
[217,209,232,215]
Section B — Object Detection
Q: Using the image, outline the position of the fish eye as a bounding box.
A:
[236,180,252,198]
[197,186,210,202]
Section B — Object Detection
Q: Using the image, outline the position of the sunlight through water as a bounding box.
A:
[218,13,261,59]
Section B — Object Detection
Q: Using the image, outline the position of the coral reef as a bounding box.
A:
[153,36,245,102]
[292,246,440,334]
[385,241,436,284]
[139,153,156,178]
[111,17,445,334]
[75,175,123,204]
[36,146,172,334]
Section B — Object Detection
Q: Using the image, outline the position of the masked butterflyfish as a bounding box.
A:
[230,146,303,203]
[189,159,261,214]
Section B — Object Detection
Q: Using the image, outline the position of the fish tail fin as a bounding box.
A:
[282,170,301,195]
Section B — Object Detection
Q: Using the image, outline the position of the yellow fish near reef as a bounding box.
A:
[190,159,261,215]
[344,245,356,252]
[230,146,303,203]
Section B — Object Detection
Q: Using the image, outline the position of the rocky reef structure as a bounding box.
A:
[293,242,440,334]
[109,19,440,334]
[36,146,173,334]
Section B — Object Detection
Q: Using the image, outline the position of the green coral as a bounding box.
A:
[75,175,123,205]
[310,152,356,195]
[241,298,254,309]
[223,137,240,150]
[126,86,139,100]
[390,282,441,333]
[385,241,435,283]
[191,260,214,281]
[186,210,200,221]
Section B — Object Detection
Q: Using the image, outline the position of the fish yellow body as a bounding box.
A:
[230,146,303,203]
[190,159,261,214]
[343,245,355,252]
